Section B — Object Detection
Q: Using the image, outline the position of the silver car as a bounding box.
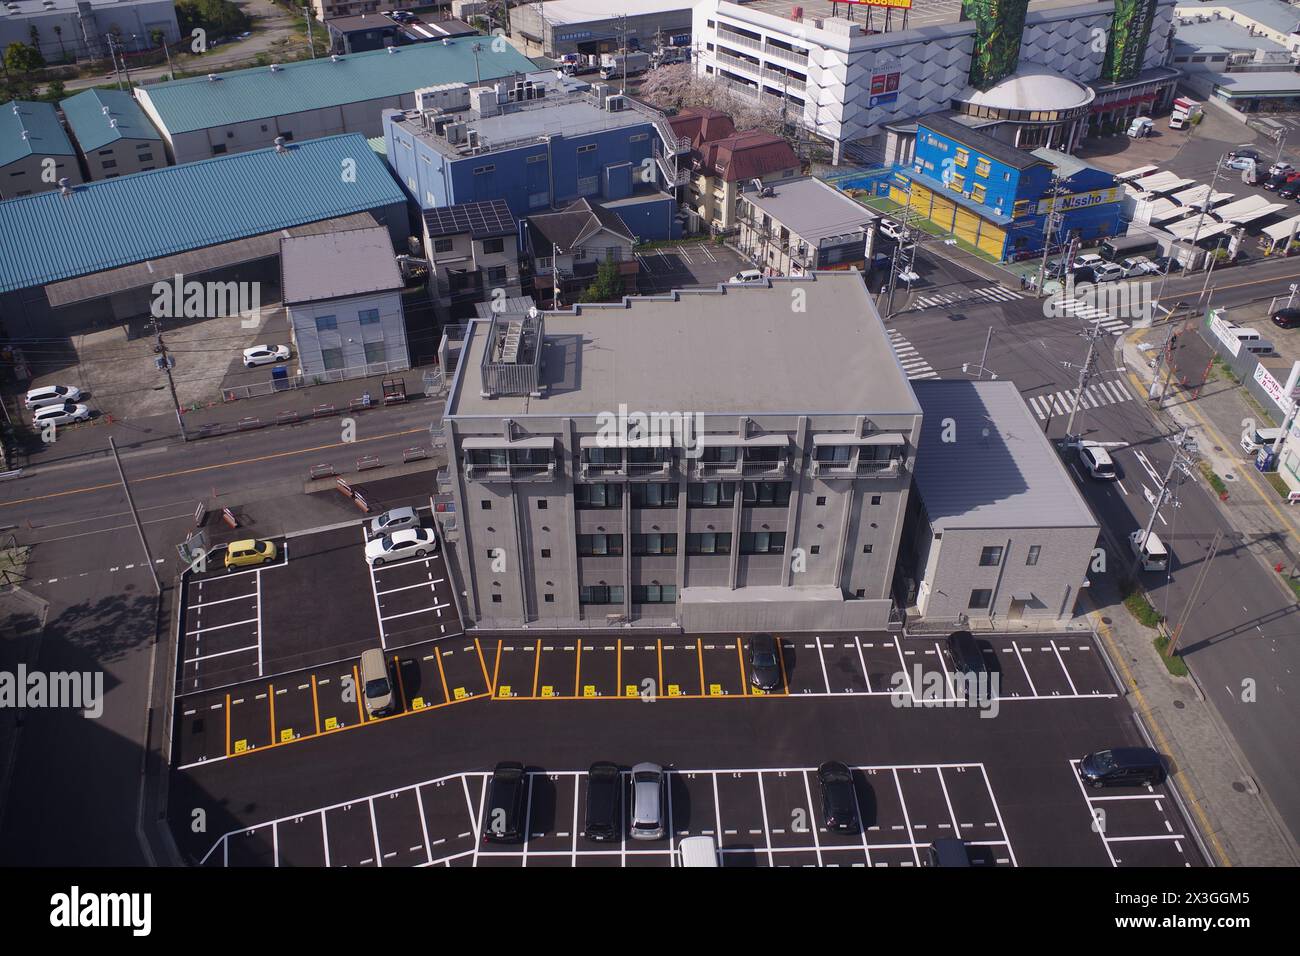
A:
[630,762,664,840]
[369,505,419,538]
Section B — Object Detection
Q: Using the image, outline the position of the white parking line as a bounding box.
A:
[188,593,258,609]
[186,618,258,636]
[183,644,259,665]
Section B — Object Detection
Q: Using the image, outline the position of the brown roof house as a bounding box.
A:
[524,198,638,306]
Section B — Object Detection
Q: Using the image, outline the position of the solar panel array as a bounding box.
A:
[424,199,516,239]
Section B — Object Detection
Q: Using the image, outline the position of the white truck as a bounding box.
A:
[599,51,651,81]
[1169,96,1201,130]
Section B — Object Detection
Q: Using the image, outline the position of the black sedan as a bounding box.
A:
[817,761,860,833]
[1273,308,1300,329]
[748,633,782,691]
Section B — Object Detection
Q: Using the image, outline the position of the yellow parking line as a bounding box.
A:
[775,637,791,696]
[435,648,451,703]
[474,639,492,694]
[697,639,705,695]
[656,639,663,695]
[310,676,321,736]
[574,639,583,698]
[392,654,407,712]
[353,665,365,723]
[491,640,503,698]
[268,683,276,743]
[531,639,542,698]
[1090,609,1230,866]
[736,638,747,695]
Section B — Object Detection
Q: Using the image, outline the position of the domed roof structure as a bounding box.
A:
[957,66,1095,114]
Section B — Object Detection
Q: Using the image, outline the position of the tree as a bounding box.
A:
[175,0,251,42]
[52,25,66,63]
[638,63,787,135]
[4,42,45,75]
[579,258,626,303]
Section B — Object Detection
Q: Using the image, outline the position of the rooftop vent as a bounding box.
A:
[207,73,219,81]
[19,129,28,140]
[331,54,340,62]
[387,46,398,54]
[58,177,72,196]
[269,63,281,72]
[109,118,118,127]
[101,105,110,115]
[274,135,287,152]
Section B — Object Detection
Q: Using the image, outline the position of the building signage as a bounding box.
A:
[868,70,901,109]
[964,0,1029,90]
[1254,363,1295,415]
[1035,186,1122,215]
[556,31,593,42]
[1103,0,1158,85]
[839,0,914,7]
[1209,310,1242,357]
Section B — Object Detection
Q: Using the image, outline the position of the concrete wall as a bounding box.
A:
[0,1,179,63]
[287,288,408,376]
[79,135,165,180]
[0,151,81,199]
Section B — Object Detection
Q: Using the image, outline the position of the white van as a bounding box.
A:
[1241,426,1284,455]
[729,269,765,284]
[678,835,719,867]
[1127,117,1154,138]
[1079,442,1118,479]
[1129,529,1169,572]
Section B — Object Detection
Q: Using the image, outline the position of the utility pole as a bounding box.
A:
[472,42,483,86]
[1064,322,1104,440]
[552,241,562,308]
[963,327,997,380]
[151,316,189,442]
[303,7,316,58]
[1148,323,1175,400]
[109,437,161,596]
[1165,529,1222,658]
[1201,236,1226,295]
[1127,426,1194,583]
[1036,180,1062,295]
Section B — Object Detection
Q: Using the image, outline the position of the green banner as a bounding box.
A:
[962,0,1029,91]
[1103,0,1157,84]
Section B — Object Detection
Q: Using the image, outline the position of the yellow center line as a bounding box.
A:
[0,426,426,509]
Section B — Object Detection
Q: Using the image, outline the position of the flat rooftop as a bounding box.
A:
[912,380,1098,531]
[447,271,921,419]
[532,0,692,24]
[722,0,1125,35]
[741,177,876,244]
[280,225,402,305]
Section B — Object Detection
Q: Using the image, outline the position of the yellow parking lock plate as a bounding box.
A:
[625,684,638,697]
[751,687,765,696]
[279,729,294,743]
[667,684,681,697]
[709,683,723,696]
[497,685,512,699]
[583,685,597,697]
[541,685,555,697]
[453,686,467,700]
[411,696,426,710]
[233,739,248,753]
[324,716,339,730]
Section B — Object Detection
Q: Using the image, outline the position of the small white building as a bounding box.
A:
[280,226,410,378]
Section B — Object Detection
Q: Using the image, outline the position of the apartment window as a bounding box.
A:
[482,237,505,254]
[687,532,731,555]
[630,483,678,508]
[948,172,965,192]
[540,549,551,560]
[527,153,547,164]
[577,534,623,557]
[480,500,492,510]
[537,499,548,510]
[816,496,827,506]
[544,593,554,603]
[975,158,991,177]
[629,133,649,142]
[632,584,677,604]
[359,309,380,325]
[1026,545,1041,567]
[979,546,1004,567]
[741,531,786,554]
[315,315,338,332]
[742,481,791,507]
[576,143,597,153]
[871,495,881,506]
[687,482,736,507]
[580,585,624,605]
[363,342,386,363]
[970,183,987,204]
[632,533,677,556]
[486,266,508,286]
[809,545,820,555]
[101,160,117,169]
[816,444,851,464]
[473,164,496,174]
[433,238,454,253]
[491,594,502,603]
[137,153,154,163]
[969,589,992,610]
[575,483,623,508]
[212,143,227,154]
[320,348,344,370]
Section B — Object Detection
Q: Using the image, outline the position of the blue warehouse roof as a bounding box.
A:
[60,88,163,153]
[136,39,537,134]
[0,100,76,168]
[0,133,405,294]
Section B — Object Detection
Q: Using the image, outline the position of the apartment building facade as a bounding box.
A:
[60,88,164,180]
[435,271,922,633]
[736,176,877,276]
[421,199,525,321]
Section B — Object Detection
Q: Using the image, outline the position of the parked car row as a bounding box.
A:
[24,384,91,428]
[364,505,437,566]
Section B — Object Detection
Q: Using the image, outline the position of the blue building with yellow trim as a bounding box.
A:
[889,113,1123,261]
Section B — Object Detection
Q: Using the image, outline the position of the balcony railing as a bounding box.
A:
[763,42,808,65]
[810,458,902,479]
[578,457,673,481]
[742,459,789,478]
[464,460,556,482]
[693,458,744,479]
[761,68,806,93]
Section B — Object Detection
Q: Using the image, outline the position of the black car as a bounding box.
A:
[817,760,860,833]
[1281,182,1300,200]
[1072,265,1098,286]
[748,632,782,691]
[1273,308,1300,329]
[1148,256,1181,275]
[926,838,972,867]
[583,761,622,842]
[481,761,528,843]
[1077,747,1166,789]
[1264,173,1290,191]
[1228,146,1261,161]
[944,630,988,678]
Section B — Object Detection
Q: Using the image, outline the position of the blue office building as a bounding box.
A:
[383,77,684,241]
[891,113,1123,261]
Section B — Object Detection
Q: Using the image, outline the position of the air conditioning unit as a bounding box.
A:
[606,95,626,112]
[444,121,466,144]
[466,129,481,150]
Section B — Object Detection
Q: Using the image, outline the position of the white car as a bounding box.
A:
[24,384,82,409]
[1072,253,1105,271]
[32,402,91,427]
[1270,161,1295,177]
[1078,442,1117,479]
[365,527,438,566]
[242,344,291,368]
[1093,262,1125,283]
[729,269,766,284]
[879,218,908,242]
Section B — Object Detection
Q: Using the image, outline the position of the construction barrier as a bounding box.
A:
[403,447,429,463]
[221,507,238,529]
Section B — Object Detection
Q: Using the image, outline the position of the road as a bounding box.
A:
[889,239,1300,847]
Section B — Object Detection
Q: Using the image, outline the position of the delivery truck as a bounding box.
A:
[1169,96,1201,130]
[600,51,651,81]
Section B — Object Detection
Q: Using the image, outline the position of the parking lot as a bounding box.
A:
[486,632,1117,702]
[199,762,1017,868]
[635,241,753,293]
[171,516,469,767]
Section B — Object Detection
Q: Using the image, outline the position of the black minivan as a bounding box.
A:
[944,630,988,678]
[481,761,528,843]
[1078,747,1166,789]
[583,761,622,842]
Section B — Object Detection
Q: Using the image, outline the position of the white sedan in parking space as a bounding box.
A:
[242,344,291,368]
[32,402,91,427]
[365,527,438,566]
[24,384,83,409]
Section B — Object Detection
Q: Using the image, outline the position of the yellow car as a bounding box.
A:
[223,538,277,571]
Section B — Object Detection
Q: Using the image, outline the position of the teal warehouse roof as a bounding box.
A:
[60,88,163,153]
[135,39,537,134]
[0,100,75,168]
[0,133,406,294]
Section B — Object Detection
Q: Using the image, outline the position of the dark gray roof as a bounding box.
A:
[423,199,517,240]
[526,198,633,251]
[917,112,1050,172]
[280,225,403,305]
[911,380,1098,531]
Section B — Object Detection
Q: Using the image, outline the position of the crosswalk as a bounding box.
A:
[1049,295,1131,336]
[886,328,938,379]
[1027,379,1134,421]
[912,285,1026,310]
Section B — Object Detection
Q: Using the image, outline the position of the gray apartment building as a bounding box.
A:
[280,225,410,377]
[737,176,877,276]
[904,379,1100,625]
[435,271,922,633]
